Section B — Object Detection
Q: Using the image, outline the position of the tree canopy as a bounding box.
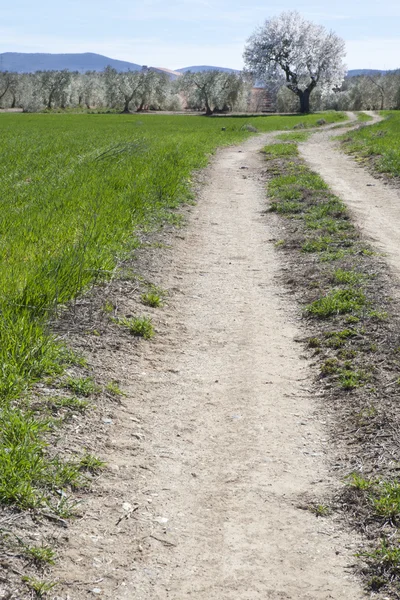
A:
[244,11,346,113]
[178,70,248,115]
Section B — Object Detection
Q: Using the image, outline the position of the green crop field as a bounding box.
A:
[0,111,347,515]
[340,111,400,177]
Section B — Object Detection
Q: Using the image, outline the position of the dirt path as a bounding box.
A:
[55,134,365,599]
[300,115,400,280]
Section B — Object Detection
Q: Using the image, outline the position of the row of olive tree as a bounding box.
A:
[3,66,398,115]
[274,71,400,113]
[0,69,175,112]
[179,70,249,114]
[326,72,400,111]
[0,67,250,114]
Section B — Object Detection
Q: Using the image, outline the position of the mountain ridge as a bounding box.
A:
[176,65,240,74]
[0,52,389,78]
[0,52,142,73]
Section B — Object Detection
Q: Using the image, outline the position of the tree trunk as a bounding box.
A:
[122,98,131,113]
[47,91,54,110]
[136,101,145,112]
[204,92,213,116]
[299,89,311,114]
[0,83,10,102]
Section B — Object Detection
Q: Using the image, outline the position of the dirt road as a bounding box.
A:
[300,116,400,280]
[55,133,365,598]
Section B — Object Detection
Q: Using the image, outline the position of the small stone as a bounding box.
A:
[154,516,169,524]
[122,502,133,512]
[92,589,102,595]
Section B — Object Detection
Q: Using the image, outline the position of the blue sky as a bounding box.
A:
[1,0,399,71]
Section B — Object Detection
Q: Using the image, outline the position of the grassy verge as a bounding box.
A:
[264,139,400,595]
[275,130,313,142]
[356,112,374,122]
[340,111,400,177]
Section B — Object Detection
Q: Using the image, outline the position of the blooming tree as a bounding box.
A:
[104,67,169,112]
[39,69,72,109]
[0,71,18,106]
[179,70,247,115]
[244,11,346,113]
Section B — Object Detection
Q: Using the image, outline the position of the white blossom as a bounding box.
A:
[244,11,346,113]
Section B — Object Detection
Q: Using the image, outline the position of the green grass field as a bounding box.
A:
[340,111,400,176]
[0,111,347,515]
[356,111,374,122]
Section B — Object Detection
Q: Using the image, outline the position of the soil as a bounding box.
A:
[44,131,369,599]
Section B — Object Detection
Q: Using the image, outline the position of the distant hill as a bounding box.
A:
[176,65,240,74]
[1,53,390,79]
[0,52,142,73]
[0,53,240,76]
[347,69,386,77]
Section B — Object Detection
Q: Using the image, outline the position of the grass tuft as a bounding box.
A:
[22,543,56,566]
[276,131,312,142]
[64,376,100,397]
[49,395,89,412]
[23,577,57,598]
[263,143,298,158]
[332,268,365,285]
[115,316,155,339]
[306,288,366,318]
[141,292,162,307]
[105,381,126,397]
[78,452,106,474]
